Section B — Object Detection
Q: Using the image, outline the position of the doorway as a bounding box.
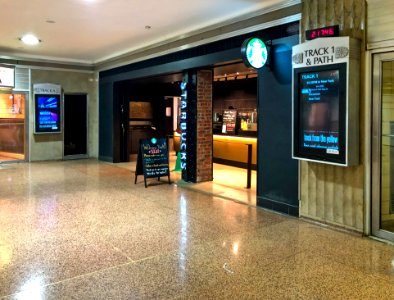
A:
[64,94,88,159]
[372,52,394,242]
[211,62,258,202]
[114,74,182,163]
[0,92,27,162]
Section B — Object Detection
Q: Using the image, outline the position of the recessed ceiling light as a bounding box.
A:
[20,34,41,45]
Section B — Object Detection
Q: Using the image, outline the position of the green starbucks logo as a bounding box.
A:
[241,38,268,69]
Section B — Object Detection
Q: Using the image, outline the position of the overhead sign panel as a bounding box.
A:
[0,65,15,88]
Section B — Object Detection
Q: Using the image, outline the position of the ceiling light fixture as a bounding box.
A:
[20,34,41,46]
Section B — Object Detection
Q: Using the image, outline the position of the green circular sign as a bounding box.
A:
[241,38,268,69]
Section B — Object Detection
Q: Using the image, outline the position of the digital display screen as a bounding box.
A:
[293,63,346,164]
[300,69,340,152]
[35,94,61,133]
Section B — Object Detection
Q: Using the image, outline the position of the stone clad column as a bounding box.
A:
[302,0,365,42]
[299,0,366,231]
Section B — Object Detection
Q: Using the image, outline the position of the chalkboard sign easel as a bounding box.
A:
[134,138,171,188]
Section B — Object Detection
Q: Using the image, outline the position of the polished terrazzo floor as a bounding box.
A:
[119,154,257,206]
[1,159,394,299]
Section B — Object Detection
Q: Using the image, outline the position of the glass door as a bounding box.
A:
[0,92,26,163]
[372,52,394,242]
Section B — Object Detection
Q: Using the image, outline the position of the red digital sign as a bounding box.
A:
[306,25,339,40]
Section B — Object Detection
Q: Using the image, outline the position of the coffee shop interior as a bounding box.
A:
[118,61,258,204]
[0,93,26,163]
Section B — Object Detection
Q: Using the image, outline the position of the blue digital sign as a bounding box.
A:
[300,69,340,153]
[35,94,61,133]
[293,63,347,164]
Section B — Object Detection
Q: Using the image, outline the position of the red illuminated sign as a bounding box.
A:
[306,25,339,40]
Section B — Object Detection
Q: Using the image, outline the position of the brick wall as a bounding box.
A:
[196,70,213,182]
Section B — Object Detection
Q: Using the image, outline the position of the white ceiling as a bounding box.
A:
[0,0,292,66]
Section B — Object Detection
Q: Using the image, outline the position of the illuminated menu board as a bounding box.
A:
[222,109,237,134]
[293,63,346,164]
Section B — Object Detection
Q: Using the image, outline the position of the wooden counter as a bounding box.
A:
[213,135,257,168]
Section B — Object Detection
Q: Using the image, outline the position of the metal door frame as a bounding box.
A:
[372,52,394,242]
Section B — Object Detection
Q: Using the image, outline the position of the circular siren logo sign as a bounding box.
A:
[241,38,268,69]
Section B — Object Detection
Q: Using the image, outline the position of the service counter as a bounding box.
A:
[213,134,257,169]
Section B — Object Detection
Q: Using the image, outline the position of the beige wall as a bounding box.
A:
[367,0,394,49]
[30,69,98,161]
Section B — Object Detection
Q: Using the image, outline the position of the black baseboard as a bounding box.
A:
[257,196,299,217]
[99,155,113,162]
[213,157,257,170]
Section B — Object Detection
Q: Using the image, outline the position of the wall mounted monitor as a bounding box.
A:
[34,94,61,133]
[292,36,360,166]
[293,63,347,164]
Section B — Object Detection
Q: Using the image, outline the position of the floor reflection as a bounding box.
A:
[178,195,188,282]
[17,276,45,300]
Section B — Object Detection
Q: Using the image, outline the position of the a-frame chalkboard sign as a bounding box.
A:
[134,138,171,188]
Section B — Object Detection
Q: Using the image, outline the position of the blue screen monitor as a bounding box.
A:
[34,94,61,133]
[293,63,347,164]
